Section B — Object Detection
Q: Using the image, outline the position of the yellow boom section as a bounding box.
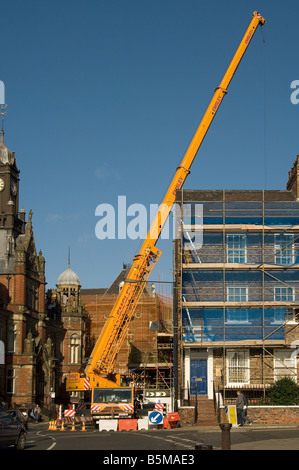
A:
[87,11,265,379]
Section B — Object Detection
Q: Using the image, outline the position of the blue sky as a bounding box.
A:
[1,0,298,291]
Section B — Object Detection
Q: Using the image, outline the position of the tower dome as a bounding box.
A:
[57,260,81,287]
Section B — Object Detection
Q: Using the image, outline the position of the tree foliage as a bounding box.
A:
[269,377,299,405]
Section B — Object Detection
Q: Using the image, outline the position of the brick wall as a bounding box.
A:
[178,406,195,425]
[179,405,299,426]
[246,406,299,425]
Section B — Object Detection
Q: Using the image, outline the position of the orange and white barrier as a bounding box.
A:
[118,419,137,431]
[123,404,134,412]
[91,405,101,413]
[137,418,148,430]
[98,419,118,432]
[154,403,164,412]
[64,416,92,425]
[64,409,75,418]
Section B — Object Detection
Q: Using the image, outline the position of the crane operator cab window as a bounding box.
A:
[93,388,132,403]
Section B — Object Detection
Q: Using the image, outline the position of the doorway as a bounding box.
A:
[190,358,207,395]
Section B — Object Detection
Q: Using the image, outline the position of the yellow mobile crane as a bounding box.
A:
[67,11,265,423]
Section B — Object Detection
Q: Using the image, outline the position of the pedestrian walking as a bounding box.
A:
[236,391,252,427]
[236,391,244,427]
[34,404,40,423]
[242,393,252,426]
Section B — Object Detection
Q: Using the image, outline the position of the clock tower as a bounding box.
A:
[0,129,25,235]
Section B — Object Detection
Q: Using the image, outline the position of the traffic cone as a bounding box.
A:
[60,421,66,431]
[70,422,76,431]
[48,421,52,430]
[53,421,57,431]
[81,421,87,432]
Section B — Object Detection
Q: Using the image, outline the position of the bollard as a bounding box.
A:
[219,423,232,450]
[195,444,213,450]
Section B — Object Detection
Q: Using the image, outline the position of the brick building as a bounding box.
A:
[0,128,86,408]
[0,128,49,406]
[81,264,173,392]
[173,155,299,410]
[0,127,173,408]
[46,260,86,403]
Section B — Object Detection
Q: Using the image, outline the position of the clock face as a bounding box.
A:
[0,178,5,192]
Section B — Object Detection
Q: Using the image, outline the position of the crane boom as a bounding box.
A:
[86,11,265,379]
[73,12,265,393]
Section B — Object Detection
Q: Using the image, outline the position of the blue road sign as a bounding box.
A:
[148,411,163,425]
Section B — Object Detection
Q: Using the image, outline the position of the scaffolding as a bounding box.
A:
[82,280,173,391]
[174,189,299,403]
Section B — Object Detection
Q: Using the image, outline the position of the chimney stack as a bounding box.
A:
[287,155,299,199]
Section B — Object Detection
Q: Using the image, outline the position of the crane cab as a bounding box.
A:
[90,386,134,425]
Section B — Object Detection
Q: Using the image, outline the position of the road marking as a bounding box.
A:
[47,438,56,450]
[140,433,199,449]
[35,430,57,450]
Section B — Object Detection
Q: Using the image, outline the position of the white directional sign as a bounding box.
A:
[148,411,163,425]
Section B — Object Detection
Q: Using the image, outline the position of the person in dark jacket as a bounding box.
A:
[236,391,244,427]
[242,393,252,426]
[236,391,252,427]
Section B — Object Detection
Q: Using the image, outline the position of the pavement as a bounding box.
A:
[180,423,299,450]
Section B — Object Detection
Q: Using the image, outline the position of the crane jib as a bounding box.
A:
[116,285,132,315]
[211,95,223,114]
[172,176,184,196]
[245,28,254,45]
[77,10,266,390]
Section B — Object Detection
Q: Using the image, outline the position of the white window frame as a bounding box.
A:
[274,286,295,303]
[274,234,294,265]
[274,349,297,381]
[70,334,80,364]
[226,349,250,386]
[226,309,249,324]
[272,307,298,325]
[227,285,248,302]
[226,234,247,263]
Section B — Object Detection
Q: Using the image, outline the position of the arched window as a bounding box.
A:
[70,334,80,364]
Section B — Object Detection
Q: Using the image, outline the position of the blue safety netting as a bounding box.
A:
[182,307,286,342]
[180,196,299,344]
